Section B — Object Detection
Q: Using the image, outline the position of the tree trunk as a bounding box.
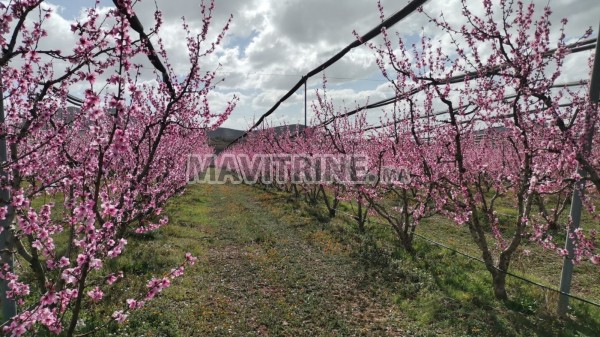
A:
[535,193,558,231]
[492,271,508,301]
[319,185,338,218]
[400,231,415,255]
[355,198,366,233]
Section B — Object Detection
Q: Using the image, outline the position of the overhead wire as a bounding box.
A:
[224,0,430,149]
[361,79,589,132]
[320,38,597,127]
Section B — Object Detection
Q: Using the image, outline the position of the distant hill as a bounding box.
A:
[206,127,246,141]
[208,124,307,153]
[208,124,307,142]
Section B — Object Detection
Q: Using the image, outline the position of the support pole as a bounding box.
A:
[558,175,586,315]
[304,80,307,126]
[0,66,16,322]
[557,23,600,316]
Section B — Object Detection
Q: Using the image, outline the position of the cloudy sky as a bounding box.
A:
[43,0,600,130]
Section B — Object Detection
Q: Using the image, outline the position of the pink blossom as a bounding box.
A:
[111,310,128,324]
[87,287,103,302]
[126,298,144,309]
[185,252,198,265]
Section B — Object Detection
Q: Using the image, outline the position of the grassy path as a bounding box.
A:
[102,182,600,337]
[116,183,409,336]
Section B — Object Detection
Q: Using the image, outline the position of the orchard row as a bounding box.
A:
[223,0,600,303]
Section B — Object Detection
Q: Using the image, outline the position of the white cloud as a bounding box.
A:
[30,0,600,129]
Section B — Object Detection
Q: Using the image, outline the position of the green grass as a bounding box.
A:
[337,186,600,302]
[74,181,600,336]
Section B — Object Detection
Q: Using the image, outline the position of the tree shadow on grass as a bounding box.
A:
[416,244,600,337]
[326,223,600,336]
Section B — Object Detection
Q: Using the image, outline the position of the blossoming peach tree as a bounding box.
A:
[0,0,235,335]
[370,0,599,300]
